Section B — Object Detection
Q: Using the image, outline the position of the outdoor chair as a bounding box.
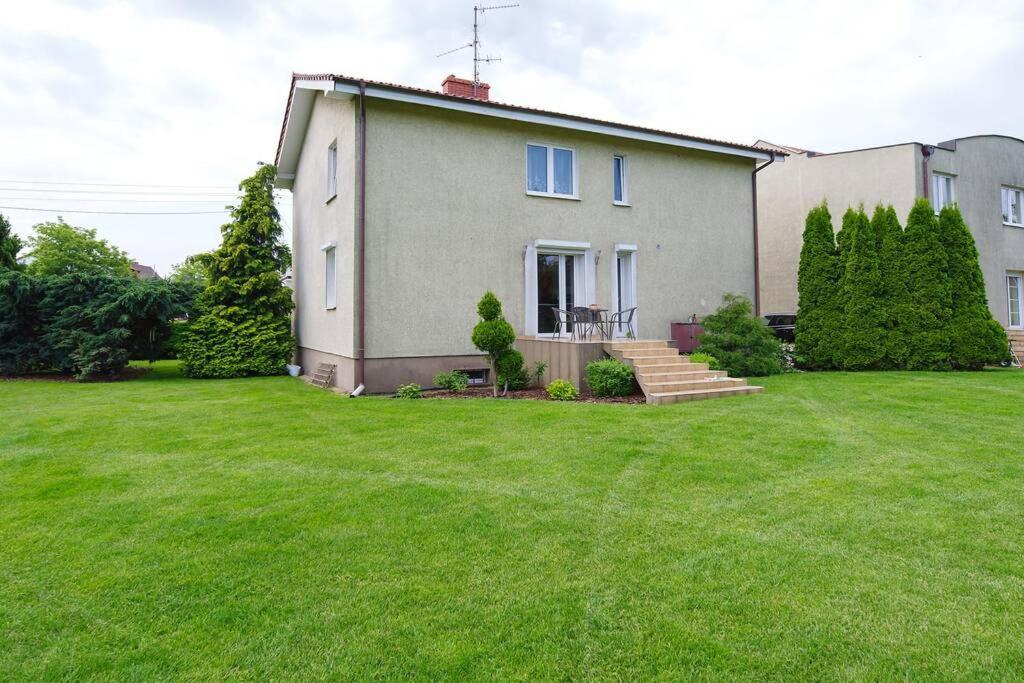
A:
[609,306,637,339]
[553,308,578,340]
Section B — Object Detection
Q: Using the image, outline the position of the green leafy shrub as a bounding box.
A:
[179,314,293,378]
[546,378,578,401]
[902,199,951,370]
[470,291,517,397]
[688,351,720,370]
[838,207,886,370]
[395,383,422,399]
[795,203,842,369]
[585,358,635,397]
[0,269,44,374]
[696,294,782,377]
[496,349,529,390]
[433,370,469,392]
[531,360,548,387]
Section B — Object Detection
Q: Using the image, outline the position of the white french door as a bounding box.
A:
[611,246,638,337]
[536,252,582,335]
[1008,273,1023,328]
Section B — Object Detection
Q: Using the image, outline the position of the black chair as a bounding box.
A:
[609,307,637,338]
[552,308,577,340]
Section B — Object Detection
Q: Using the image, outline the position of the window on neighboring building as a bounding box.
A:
[1009,273,1023,328]
[1002,186,1023,227]
[327,141,337,199]
[931,172,955,212]
[324,245,337,309]
[613,155,628,205]
[526,143,577,198]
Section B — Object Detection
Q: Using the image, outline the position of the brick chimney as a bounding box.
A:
[441,74,489,101]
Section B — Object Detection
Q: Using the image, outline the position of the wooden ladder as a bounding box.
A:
[310,362,336,388]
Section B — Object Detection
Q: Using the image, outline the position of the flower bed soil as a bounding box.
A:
[420,386,646,404]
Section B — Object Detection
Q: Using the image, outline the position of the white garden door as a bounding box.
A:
[1009,273,1023,328]
[611,245,638,338]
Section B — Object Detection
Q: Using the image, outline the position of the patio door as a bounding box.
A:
[1009,273,1023,328]
[537,252,579,335]
[612,246,637,337]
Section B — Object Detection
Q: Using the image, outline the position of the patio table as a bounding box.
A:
[572,306,609,340]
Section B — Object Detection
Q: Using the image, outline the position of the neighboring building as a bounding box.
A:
[755,135,1024,334]
[274,73,779,393]
[130,261,158,279]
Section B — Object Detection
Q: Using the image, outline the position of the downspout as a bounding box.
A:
[751,151,778,317]
[352,81,368,396]
[921,144,934,201]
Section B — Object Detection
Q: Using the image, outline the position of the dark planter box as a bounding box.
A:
[670,322,704,353]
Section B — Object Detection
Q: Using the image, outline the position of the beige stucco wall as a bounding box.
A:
[360,99,757,359]
[928,136,1024,328]
[757,144,920,312]
[291,94,358,364]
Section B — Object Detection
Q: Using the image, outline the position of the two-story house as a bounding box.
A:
[274,73,779,394]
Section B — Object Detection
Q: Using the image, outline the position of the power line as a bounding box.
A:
[0,205,231,215]
[0,178,239,189]
[0,187,241,196]
[0,196,234,204]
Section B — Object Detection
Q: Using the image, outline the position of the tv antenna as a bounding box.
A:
[436,4,519,98]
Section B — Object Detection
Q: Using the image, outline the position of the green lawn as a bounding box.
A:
[2,363,1023,679]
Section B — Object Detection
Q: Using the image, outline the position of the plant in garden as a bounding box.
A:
[395,383,422,399]
[432,370,469,392]
[470,291,517,397]
[585,359,635,397]
[0,269,43,374]
[874,205,910,368]
[531,361,549,387]
[25,220,132,277]
[169,253,211,289]
[695,294,782,377]
[496,348,529,391]
[0,213,23,271]
[902,198,952,370]
[180,164,295,378]
[545,378,578,401]
[837,207,886,370]
[688,351,720,370]
[795,203,841,369]
[938,205,1010,368]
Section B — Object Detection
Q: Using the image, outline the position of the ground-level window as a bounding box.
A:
[1002,186,1023,227]
[327,141,337,199]
[613,155,628,205]
[932,173,955,212]
[1008,273,1023,328]
[526,143,577,198]
[457,368,489,386]
[324,245,337,310]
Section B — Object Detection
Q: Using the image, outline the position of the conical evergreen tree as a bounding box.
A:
[938,205,1009,368]
[902,198,951,369]
[873,205,909,368]
[835,208,855,275]
[0,213,24,270]
[838,207,885,369]
[180,164,295,378]
[795,202,841,368]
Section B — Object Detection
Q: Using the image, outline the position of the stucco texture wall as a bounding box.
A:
[361,99,757,358]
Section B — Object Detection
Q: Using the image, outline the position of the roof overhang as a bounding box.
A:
[274,75,777,188]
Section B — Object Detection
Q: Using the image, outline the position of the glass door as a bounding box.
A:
[613,250,636,337]
[1009,274,1022,328]
[537,253,577,335]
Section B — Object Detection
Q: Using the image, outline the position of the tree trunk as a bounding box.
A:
[491,357,498,398]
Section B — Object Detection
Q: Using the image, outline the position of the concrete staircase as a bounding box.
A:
[603,340,763,405]
[1008,329,1024,367]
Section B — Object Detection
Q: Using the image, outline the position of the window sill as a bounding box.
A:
[325,193,337,205]
[325,306,337,311]
[613,201,631,207]
[526,190,580,201]
[1003,222,1024,229]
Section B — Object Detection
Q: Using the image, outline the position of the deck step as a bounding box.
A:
[648,385,764,405]
[619,348,679,359]
[309,362,336,388]
[638,370,728,382]
[645,377,747,393]
[608,340,672,351]
[631,359,709,370]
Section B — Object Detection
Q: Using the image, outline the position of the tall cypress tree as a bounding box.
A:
[838,207,885,369]
[902,198,951,369]
[795,203,841,369]
[938,205,1009,368]
[180,164,295,378]
[874,205,909,368]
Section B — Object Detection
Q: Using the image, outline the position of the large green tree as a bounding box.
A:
[795,203,841,368]
[873,205,909,368]
[938,205,1009,368]
[838,207,885,369]
[25,220,132,277]
[169,253,210,289]
[902,198,951,369]
[0,213,23,270]
[179,164,294,378]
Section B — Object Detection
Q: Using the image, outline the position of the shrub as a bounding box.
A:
[795,203,841,369]
[531,360,548,387]
[470,291,517,397]
[695,294,782,377]
[496,349,529,390]
[838,207,886,370]
[903,199,951,370]
[688,351,720,370]
[546,378,578,401]
[179,314,293,378]
[395,383,422,399]
[874,205,910,368]
[433,370,469,392]
[585,358,635,397]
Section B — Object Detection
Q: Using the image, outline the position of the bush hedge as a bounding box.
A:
[585,359,635,397]
[695,294,782,377]
[433,370,469,392]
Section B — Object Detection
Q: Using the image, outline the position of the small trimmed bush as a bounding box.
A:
[585,359,635,397]
[496,349,529,390]
[433,370,469,392]
[688,351,720,370]
[395,383,422,399]
[695,294,782,377]
[546,378,578,401]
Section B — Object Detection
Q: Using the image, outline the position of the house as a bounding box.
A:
[755,135,1024,355]
[273,73,780,396]
[130,261,158,279]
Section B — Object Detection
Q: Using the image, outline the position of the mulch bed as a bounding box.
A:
[420,386,646,404]
[0,367,150,383]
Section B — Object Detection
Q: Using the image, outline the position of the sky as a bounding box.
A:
[1,0,1022,275]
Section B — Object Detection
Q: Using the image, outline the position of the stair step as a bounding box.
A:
[620,348,678,359]
[607,341,671,351]
[638,370,728,382]
[631,359,709,370]
[644,377,746,392]
[648,385,764,405]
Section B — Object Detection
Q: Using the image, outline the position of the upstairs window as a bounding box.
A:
[932,173,955,213]
[1002,186,1023,227]
[327,141,337,199]
[613,155,628,205]
[323,244,337,310]
[526,143,577,198]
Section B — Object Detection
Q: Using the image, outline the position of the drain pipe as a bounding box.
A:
[921,144,934,201]
[751,151,778,317]
[352,81,368,397]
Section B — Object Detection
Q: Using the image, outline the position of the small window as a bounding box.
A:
[324,246,336,310]
[327,141,337,199]
[932,173,955,213]
[1002,186,1023,227]
[526,143,576,198]
[457,368,489,386]
[612,155,628,205]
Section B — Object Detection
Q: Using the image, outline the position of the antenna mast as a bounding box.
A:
[438,4,519,98]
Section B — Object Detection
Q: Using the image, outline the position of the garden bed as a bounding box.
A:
[420,386,646,403]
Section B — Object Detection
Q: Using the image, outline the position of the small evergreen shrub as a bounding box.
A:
[688,351,720,370]
[546,378,578,401]
[470,291,517,397]
[496,349,529,390]
[531,360,549,387]
[433,370,469,392]
[395,383,422,399]
[696,294,782,377]
[585,358,635,397]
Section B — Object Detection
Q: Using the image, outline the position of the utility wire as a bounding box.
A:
[0,205,231,215]
[0,178,239,189]
[0,187,241,196]
[0,196,234,203]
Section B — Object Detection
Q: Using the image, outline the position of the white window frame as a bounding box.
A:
[1008,272,1023,328]
[610,243,638,337]
[523,239,596,336]
[326,140,337,201]
[525,142,579,200]
[931,172,955,213]
[322,242,337,310]
[612,155,629,206]
[1002,186,1024,228]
